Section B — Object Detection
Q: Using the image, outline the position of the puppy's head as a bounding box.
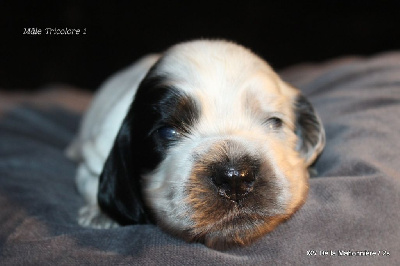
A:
[98,40,325,249]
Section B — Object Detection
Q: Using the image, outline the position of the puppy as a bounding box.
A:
[67,40,325,249]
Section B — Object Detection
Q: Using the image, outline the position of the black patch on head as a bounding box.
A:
[132,75,201,170]
[294,94,325,165]
[98,72,200,225]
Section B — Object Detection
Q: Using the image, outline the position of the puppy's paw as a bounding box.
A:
[78,205,120,229]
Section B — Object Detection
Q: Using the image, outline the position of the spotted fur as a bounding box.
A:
[67,40,325,249]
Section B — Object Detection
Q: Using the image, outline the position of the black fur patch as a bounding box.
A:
[98,74,200,225]
[294,94,324,163]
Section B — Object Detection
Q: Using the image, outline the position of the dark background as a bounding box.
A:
[1,1,400,91]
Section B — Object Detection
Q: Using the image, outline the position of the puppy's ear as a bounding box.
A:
[97,111,151,225]
[294,94,325,166]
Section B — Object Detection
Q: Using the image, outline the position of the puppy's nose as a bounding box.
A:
[212,165,256,202]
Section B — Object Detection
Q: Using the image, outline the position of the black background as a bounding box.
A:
[1,1,399,91]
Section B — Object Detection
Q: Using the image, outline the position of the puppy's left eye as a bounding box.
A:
[156,126,181,141]
[264,117,283,130]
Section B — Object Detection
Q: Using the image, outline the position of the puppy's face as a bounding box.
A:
[98,40,325,249]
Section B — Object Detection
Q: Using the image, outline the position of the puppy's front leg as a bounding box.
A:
[78,204,120,229]
[75,164,119,229]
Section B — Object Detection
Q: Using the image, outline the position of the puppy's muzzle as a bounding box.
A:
[195,139,262,203]
[210,158,258,202]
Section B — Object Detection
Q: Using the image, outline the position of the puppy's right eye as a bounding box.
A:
[156,126,181,141]
[264,117,283,130]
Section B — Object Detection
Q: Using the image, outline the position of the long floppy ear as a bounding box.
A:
[96,57,165,225]
[294,94,326,166]
[97,110,152,225]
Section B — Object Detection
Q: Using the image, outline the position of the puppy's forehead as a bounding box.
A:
[150,40,298,125]
[155,41,277,91]
[153,40,297,97]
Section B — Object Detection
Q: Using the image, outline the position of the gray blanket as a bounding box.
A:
[1,52,399,265]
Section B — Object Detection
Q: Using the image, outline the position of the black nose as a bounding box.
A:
[211,164,257,202]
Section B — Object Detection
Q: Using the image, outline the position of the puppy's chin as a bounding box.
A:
[184,210,291,250]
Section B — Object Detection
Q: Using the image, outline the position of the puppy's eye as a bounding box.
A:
[265,117,283,130]
[156,126,181,141]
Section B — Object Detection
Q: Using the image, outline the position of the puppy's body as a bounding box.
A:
[68,40,325,249]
